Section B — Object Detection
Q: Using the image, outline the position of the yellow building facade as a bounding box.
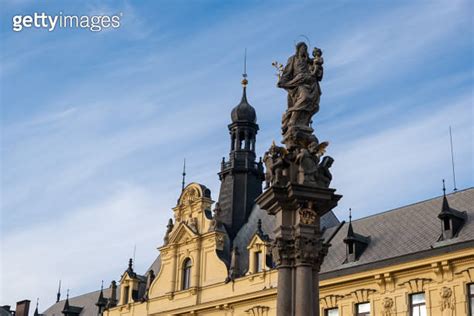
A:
[99,184,474,316]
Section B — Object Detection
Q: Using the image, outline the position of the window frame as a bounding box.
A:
[181,258,192,290]
[468,283,474,316]
[410,292,426,316]
[356,302,370,316]
[324,307,339,316]
[255,251,263,273]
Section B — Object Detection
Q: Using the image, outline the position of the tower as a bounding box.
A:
[218,72,264,240]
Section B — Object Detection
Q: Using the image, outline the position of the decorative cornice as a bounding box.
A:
[348,288,377,303]
[455,267,474,282]
[320,294,344,309]
[398,278,432,293]
[245,305,270,316]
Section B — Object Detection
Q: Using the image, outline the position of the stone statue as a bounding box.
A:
[263,141,289,188]
[264,42,334,189]
[316,156,334,188]
[208,203,222,232]
[163,218,174,245]
[278,42,322,138]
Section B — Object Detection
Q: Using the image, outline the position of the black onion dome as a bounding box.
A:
[231,87,256,123]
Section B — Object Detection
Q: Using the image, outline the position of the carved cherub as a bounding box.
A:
[311,47,324,80]
[296,146,318,185]
[163,218,174,245]
[263,141,289,188]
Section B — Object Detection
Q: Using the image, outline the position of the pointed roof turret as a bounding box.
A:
[63,290,70,311]
[256,219,270,241]
[438,179,466,240]
[62,290,83,316]
[124,258,136,278]
[95,281,107,315]
[343,208,370,263]
[34,298,39,316]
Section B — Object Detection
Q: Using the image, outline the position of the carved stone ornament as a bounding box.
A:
[381,297,395,316]
[245,305,270,316]
[439,287,455,312]
[181,187,199,206]
[399,278,432,293]
[264,42,334,189]
[299,208,317,225]
[294,235,319,266]
[272,237,294,266]
[320,295,344,309]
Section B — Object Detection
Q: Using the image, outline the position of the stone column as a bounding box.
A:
[256,184,341,316]
[273,237,294,316]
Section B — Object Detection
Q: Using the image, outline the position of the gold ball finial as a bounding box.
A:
[241,78,248,87]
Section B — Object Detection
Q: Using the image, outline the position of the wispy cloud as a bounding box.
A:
[1,0,472,313]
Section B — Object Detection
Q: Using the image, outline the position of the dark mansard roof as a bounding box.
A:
[42,288,119,316]
[319,187,474,279]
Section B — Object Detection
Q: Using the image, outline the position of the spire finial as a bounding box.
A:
[34,298,39,316]
[66,289,69,299]
[101,280,104,291]
[181,158,186,191]
[442,179,446,196]
[449,126,458,192]
[128,258,133,271]
[241,48,248,87]
[349,208,352,223]
[56,280,61,302]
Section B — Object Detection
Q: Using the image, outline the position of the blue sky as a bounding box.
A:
[1,0,473,312]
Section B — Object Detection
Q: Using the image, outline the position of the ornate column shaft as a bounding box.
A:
[257,184,341,316]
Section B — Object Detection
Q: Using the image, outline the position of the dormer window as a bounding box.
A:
[438,182,466,241]
[343,210,370,263]
[182,258,192,290]
[247,219,271,275]
[254,251,262,273]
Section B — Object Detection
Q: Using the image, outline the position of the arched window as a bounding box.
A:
[182,258,192,290]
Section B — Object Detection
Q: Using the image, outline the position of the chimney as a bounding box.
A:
[15,300,31,316]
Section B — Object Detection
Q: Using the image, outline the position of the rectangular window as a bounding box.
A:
[469,283,474,316]
[325,308,338,316]
[255,251,262,272]
[356,302,370,316]
[123,286,129,304]
[410,293,426,316]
